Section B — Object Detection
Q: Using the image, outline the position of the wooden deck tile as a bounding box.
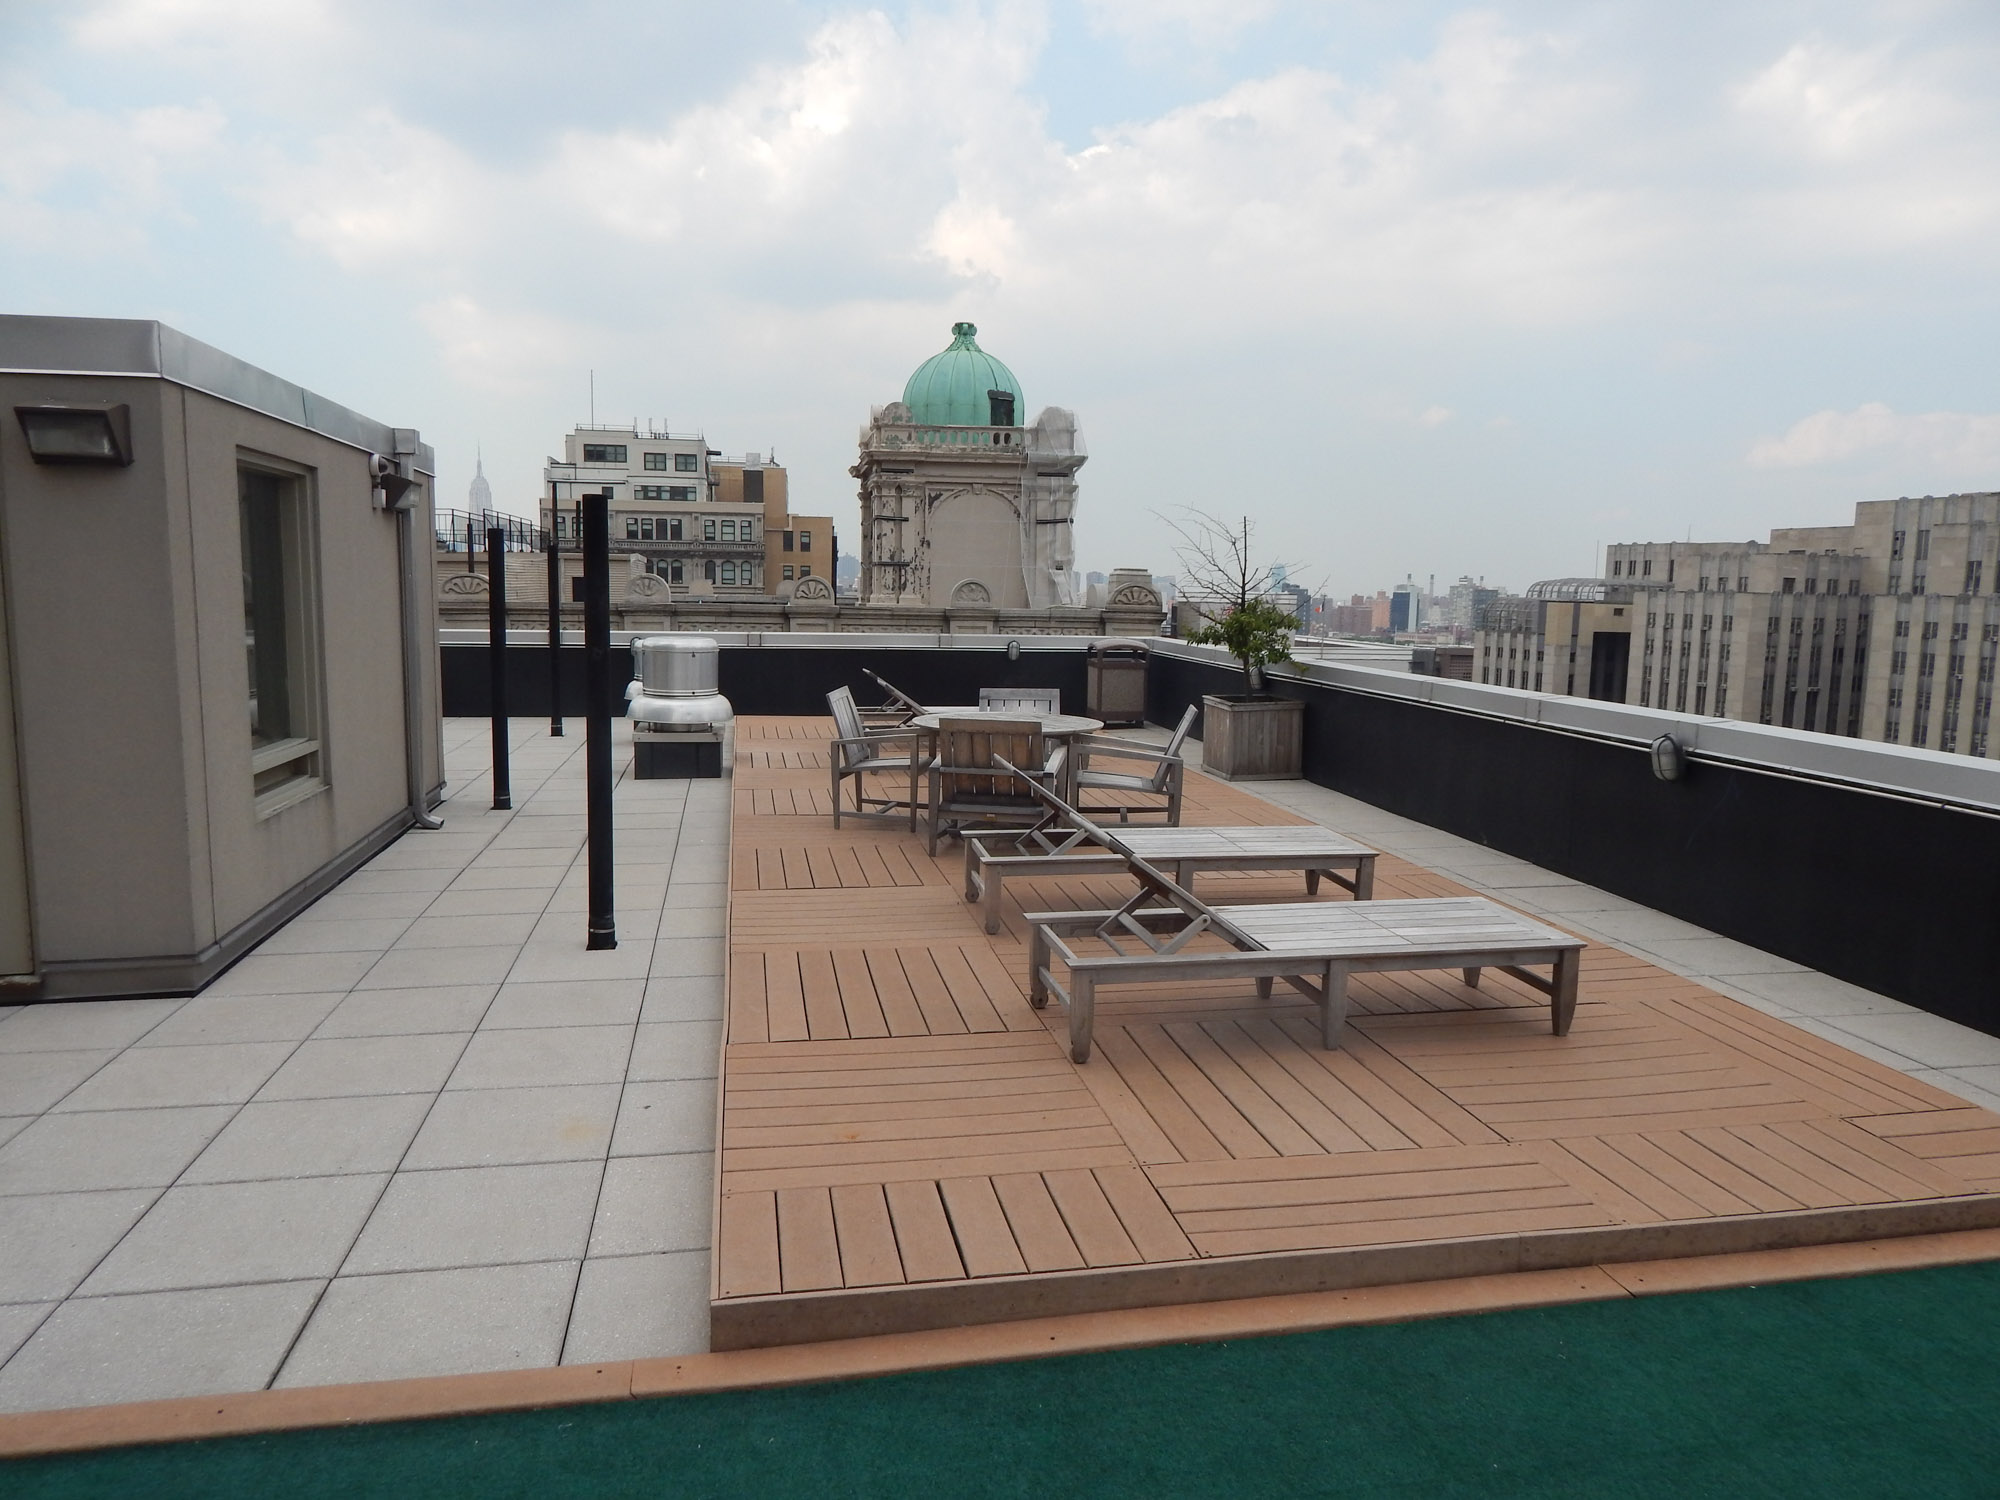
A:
[713,714,2000,1348]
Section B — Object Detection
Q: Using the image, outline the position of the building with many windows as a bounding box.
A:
[711,454,834,593]
[1472,492,2000,761]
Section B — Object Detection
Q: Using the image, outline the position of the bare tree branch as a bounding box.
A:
[1157,507,1306,616]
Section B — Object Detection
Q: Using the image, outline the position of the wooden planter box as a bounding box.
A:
[1200,694,1303,780]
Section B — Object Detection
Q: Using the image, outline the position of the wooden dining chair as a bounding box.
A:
[924,717,1057,855]
[827,685,919,829]
[1069,703,1197,825]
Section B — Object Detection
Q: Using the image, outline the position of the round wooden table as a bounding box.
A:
[908,708,1103,738]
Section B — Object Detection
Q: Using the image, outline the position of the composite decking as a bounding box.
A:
[711,716,2000,1348]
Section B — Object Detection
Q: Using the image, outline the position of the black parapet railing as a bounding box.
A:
[582,490,616,950]
[436,507,549,555]
[486,527,511,810]
[546,539,564,737]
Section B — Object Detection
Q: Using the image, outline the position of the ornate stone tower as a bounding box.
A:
[852,323,1083,608]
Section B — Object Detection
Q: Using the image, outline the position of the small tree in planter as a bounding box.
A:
[1165,510,1302,695]
[1189,596,1295,696]
[1162,510,1310,779]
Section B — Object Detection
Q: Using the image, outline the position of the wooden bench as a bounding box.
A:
[965,823,1378,935]
[1027,894,1585,1063]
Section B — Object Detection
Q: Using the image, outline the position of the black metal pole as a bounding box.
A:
[546,537,564,737]
[466,515,476,573]
[583,488,616,949]
[487,526,511,810]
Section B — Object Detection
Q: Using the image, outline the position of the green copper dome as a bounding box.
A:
[902,322,1023,427]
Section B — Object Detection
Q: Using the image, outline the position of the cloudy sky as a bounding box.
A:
[6,0,1997,596]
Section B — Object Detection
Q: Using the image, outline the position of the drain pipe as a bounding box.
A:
[393,446,445,831]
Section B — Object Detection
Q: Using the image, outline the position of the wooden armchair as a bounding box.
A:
[827,685,919,829]
[1070,703,1197,825]
[924,717,1060,856]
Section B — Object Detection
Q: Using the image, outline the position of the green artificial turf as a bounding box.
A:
[9,1260,2000,1499]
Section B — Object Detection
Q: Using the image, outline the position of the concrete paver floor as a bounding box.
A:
[0,718,723,1412]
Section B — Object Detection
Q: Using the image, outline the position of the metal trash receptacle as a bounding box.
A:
[1086,638,1149,726]
[627,635,732,778]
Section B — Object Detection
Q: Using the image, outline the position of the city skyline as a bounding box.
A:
[6,2,1998,596]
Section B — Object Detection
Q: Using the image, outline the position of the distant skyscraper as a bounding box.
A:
[467,454,493,513]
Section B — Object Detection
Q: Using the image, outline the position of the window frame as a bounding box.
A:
[237,452,326,818]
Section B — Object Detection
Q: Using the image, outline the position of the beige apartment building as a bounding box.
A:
[1474,492,2000,760]
[711,456,834,591]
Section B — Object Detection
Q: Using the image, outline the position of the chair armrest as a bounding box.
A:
[1073,736,1179,766]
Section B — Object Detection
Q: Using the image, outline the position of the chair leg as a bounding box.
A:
[1462,967,1482,988]
[831,760,842,829]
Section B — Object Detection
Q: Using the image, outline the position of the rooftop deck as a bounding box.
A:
[713,716,2000,1347]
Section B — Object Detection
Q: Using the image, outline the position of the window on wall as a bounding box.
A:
[668,486,695,502]
[669,560,684,583]
[634,486,667,501]
[1967,560,1984,594]
[799,564,812,577]
[667,517,683,541]
[783,565,795,581]
[639,517,656,541]
[239,464,321,810]
[644,452,670,471]
[782,530,795,552]
[703,560,716,582]
[720,518,736,541]
[800,529,813,552]
[582,444,626,463]
[720,561,737,586]
[624,517,639,540]
[674,453,698,472]
[703,517,716,541]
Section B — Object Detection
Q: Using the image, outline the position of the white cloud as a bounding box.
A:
[0,87,225,252]
[416,297,588,396]
[1080,0,1276,52]
[1418,406,1453,428]
[253,110,489,269]
[70,0,340,57]
[1748,403,2000,472]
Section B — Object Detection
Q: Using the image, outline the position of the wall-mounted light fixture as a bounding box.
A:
[1649,734,1686,782]
[1005,638,1021,662]
[14,404,133,466]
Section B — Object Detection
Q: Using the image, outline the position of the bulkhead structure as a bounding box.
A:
[852,323,1082,608]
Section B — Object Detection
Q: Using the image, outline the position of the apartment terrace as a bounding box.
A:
[5,635,2000,1449]
[712,712,2000,1348]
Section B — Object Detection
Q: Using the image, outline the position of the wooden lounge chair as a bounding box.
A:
[977,686,1062,712]
[995,761,1584,1063]
[924,718,1064,856]
[1068,703,1197,825]
[965,820,1377,934]
[827,685,919,829]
